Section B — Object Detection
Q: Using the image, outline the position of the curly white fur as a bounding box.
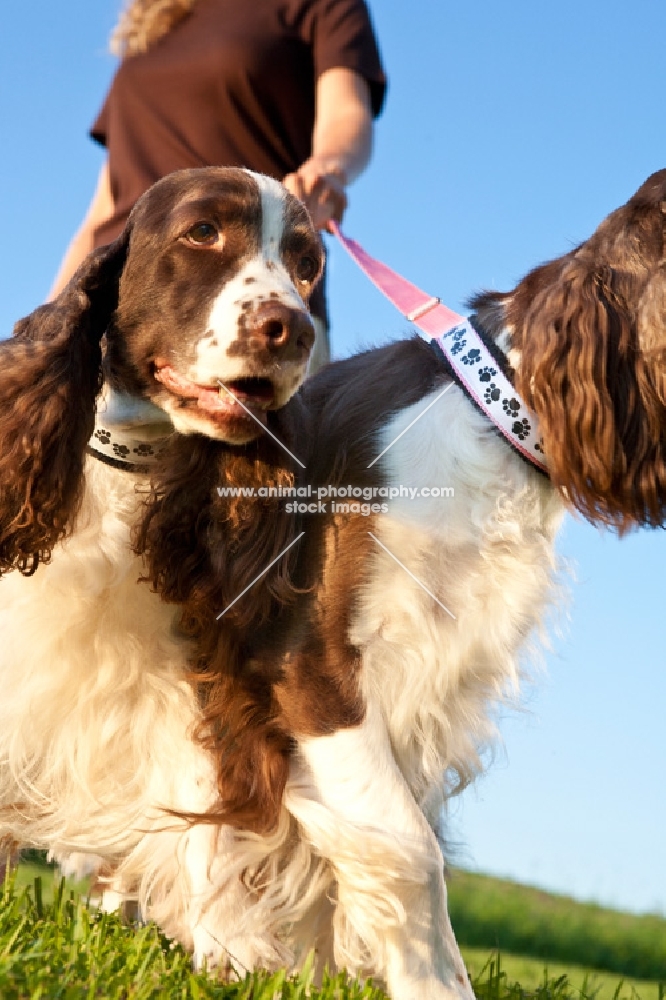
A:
[0,459,200,849]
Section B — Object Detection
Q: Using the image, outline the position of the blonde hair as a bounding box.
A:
[111,0,199,57]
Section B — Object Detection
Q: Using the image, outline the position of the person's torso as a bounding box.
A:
[95,0,320,244]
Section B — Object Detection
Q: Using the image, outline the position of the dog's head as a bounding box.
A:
[498,169,666,530]
[0,167,322,574]
[107,167,322,443]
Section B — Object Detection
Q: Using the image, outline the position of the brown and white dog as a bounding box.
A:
[134,170,666,999]
[3,167,666,1000]
[0,166,323,964]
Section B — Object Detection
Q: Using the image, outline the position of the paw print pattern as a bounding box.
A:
[91,423,166,467]
[443,325,467,356]
[502,397,521,417]
[477,366,497,382]
[512,418,531,441]
[484,383,501,404]
[461,348,481,366]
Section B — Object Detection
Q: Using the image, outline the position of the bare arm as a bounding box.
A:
[283,67,374,230]
[48,161,115,300]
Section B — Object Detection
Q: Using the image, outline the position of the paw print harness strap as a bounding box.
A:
[330,222,548,477]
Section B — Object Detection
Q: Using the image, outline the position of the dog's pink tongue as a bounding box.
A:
[155,365,231,407]
[154,364,267,426]
[154,365,199,397]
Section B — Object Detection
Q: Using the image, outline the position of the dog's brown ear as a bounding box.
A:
[0,229,131,576]
[515,257,666,529]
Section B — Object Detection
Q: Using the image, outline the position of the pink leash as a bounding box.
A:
[328,221,548,476]
[328,221,464,333]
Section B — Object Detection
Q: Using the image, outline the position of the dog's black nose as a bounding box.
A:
[248,302,315,357]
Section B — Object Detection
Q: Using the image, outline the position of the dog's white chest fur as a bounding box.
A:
[0,458,204,854]
[352,385,564,816]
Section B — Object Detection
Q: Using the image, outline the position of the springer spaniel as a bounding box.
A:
[133,170,666,999]
[0,167,323,965]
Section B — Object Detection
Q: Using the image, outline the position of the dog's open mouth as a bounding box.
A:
[154,365,276,423]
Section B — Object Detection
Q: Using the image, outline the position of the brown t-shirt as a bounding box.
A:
[90,0,386,319]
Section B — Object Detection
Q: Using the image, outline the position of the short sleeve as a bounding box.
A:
[308,0,387,117]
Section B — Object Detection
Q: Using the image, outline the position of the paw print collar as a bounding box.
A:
[330,222,548,477]
[87,417,171,473]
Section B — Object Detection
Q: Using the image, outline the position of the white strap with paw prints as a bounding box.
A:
[431,318,547,474]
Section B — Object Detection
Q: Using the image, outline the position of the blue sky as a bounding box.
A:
[1,1,665,915]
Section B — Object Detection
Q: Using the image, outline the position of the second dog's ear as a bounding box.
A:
[0,227,132,576]
[516,258,662,529]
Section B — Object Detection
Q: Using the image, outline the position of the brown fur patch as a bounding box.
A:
[275,514,375,737]
[135,405,311,833]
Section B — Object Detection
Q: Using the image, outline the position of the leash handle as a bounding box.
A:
[328,220,464,336]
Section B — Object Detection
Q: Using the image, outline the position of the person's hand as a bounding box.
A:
[283,160,348,230]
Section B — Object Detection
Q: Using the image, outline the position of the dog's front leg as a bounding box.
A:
[177,797,290,975]
[288,701,473,1000]
[184,822,262,976]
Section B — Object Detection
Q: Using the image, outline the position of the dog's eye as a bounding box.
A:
[296,255,319,283]
[184,222,220,246]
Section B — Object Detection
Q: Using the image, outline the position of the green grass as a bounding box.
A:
[463,949,664,1000]
[4,860,666,999]
[0,870,389,998]
[448,869,666,982]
